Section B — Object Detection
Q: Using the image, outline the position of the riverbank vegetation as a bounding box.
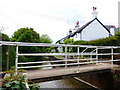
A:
[1,67,40,89]
[1,68,26,89]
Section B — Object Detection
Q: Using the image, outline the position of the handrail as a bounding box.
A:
[17,59,120,69]
[1,41,120,73]
[18,58,97,65]
[1,41,120,48]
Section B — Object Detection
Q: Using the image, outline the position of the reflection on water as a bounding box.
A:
[38,78,94,88]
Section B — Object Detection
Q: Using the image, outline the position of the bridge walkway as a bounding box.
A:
[27,63,119,83]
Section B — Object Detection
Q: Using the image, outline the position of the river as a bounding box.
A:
[38,78,95,89]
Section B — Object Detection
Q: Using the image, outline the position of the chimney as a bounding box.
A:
[69,29,72,35]
[75,21,80,30]
[91,7,98,19]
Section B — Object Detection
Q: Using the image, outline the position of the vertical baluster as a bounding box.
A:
[65,46,67,68]
[111,47,113,66]
[96,47,98,65]
[90,52,92,62]
[15,45,19,75]
[77,46,80,72]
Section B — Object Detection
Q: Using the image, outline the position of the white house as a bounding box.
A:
[56,7,116,43]
[70,18,113,41]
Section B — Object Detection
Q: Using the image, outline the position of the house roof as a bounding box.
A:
[105,25,116,30]
[56,18,111,44]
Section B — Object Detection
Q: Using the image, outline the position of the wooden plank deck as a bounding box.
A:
[26,63,119,82]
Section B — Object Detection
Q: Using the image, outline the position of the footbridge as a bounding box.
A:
[1,41,120,83]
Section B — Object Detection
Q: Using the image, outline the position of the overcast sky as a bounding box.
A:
[0,0,119,43]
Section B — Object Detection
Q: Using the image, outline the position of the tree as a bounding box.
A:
[11,27,40,43]
[11,27,53,63]
[1,28,53,71]
[40,34,52,43]
[11,28,41,63]
[0,33,10,41]
[11,27,41,53]
[0,33,11,71]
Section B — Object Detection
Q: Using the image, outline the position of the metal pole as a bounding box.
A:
[81,47,88,57]
[6,46,9,70]
[90,53,92,62]
[15,45,18,75]
[96,47,98,65]
[77,46,80,72]
[65,46,67,68]
[111,47,113,66]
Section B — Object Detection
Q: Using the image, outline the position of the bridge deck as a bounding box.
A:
[26,63,118,82]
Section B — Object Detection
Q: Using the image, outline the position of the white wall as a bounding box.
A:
[110,28,115,36]
[74,20,109,41]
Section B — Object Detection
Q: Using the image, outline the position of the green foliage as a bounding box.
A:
[1,27,53,71]
[40,34,52,43]
[0,33,10,41]
[1,67,40,89]
[11,27,53,63]
[73,35,118,46]
[9,46,16,69]
[73,32,120,46]
[113,74,119,80]
[1,67,26,89]
[115,32,120,46]
[63,39,74,44]
[3,80,26,89]
[2,45,16,71]
[46,46,59,53]
[72,33,120,59]
[11,28,52,43]
[0,33,10,71]
[11,27,40,43]
[29,83,40,90]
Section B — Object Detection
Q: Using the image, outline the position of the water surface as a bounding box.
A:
[38,78,94,89]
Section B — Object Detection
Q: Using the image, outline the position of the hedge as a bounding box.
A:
[73,35,119,46]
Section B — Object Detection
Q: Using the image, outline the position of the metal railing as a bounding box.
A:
[1,41,120,74]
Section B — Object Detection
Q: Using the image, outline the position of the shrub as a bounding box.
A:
[1,67,40,89]
[73,36,118,46]
[63,39,74,44]
[1,67,26,89]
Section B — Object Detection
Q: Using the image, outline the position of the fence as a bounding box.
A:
[1,41,120,74]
